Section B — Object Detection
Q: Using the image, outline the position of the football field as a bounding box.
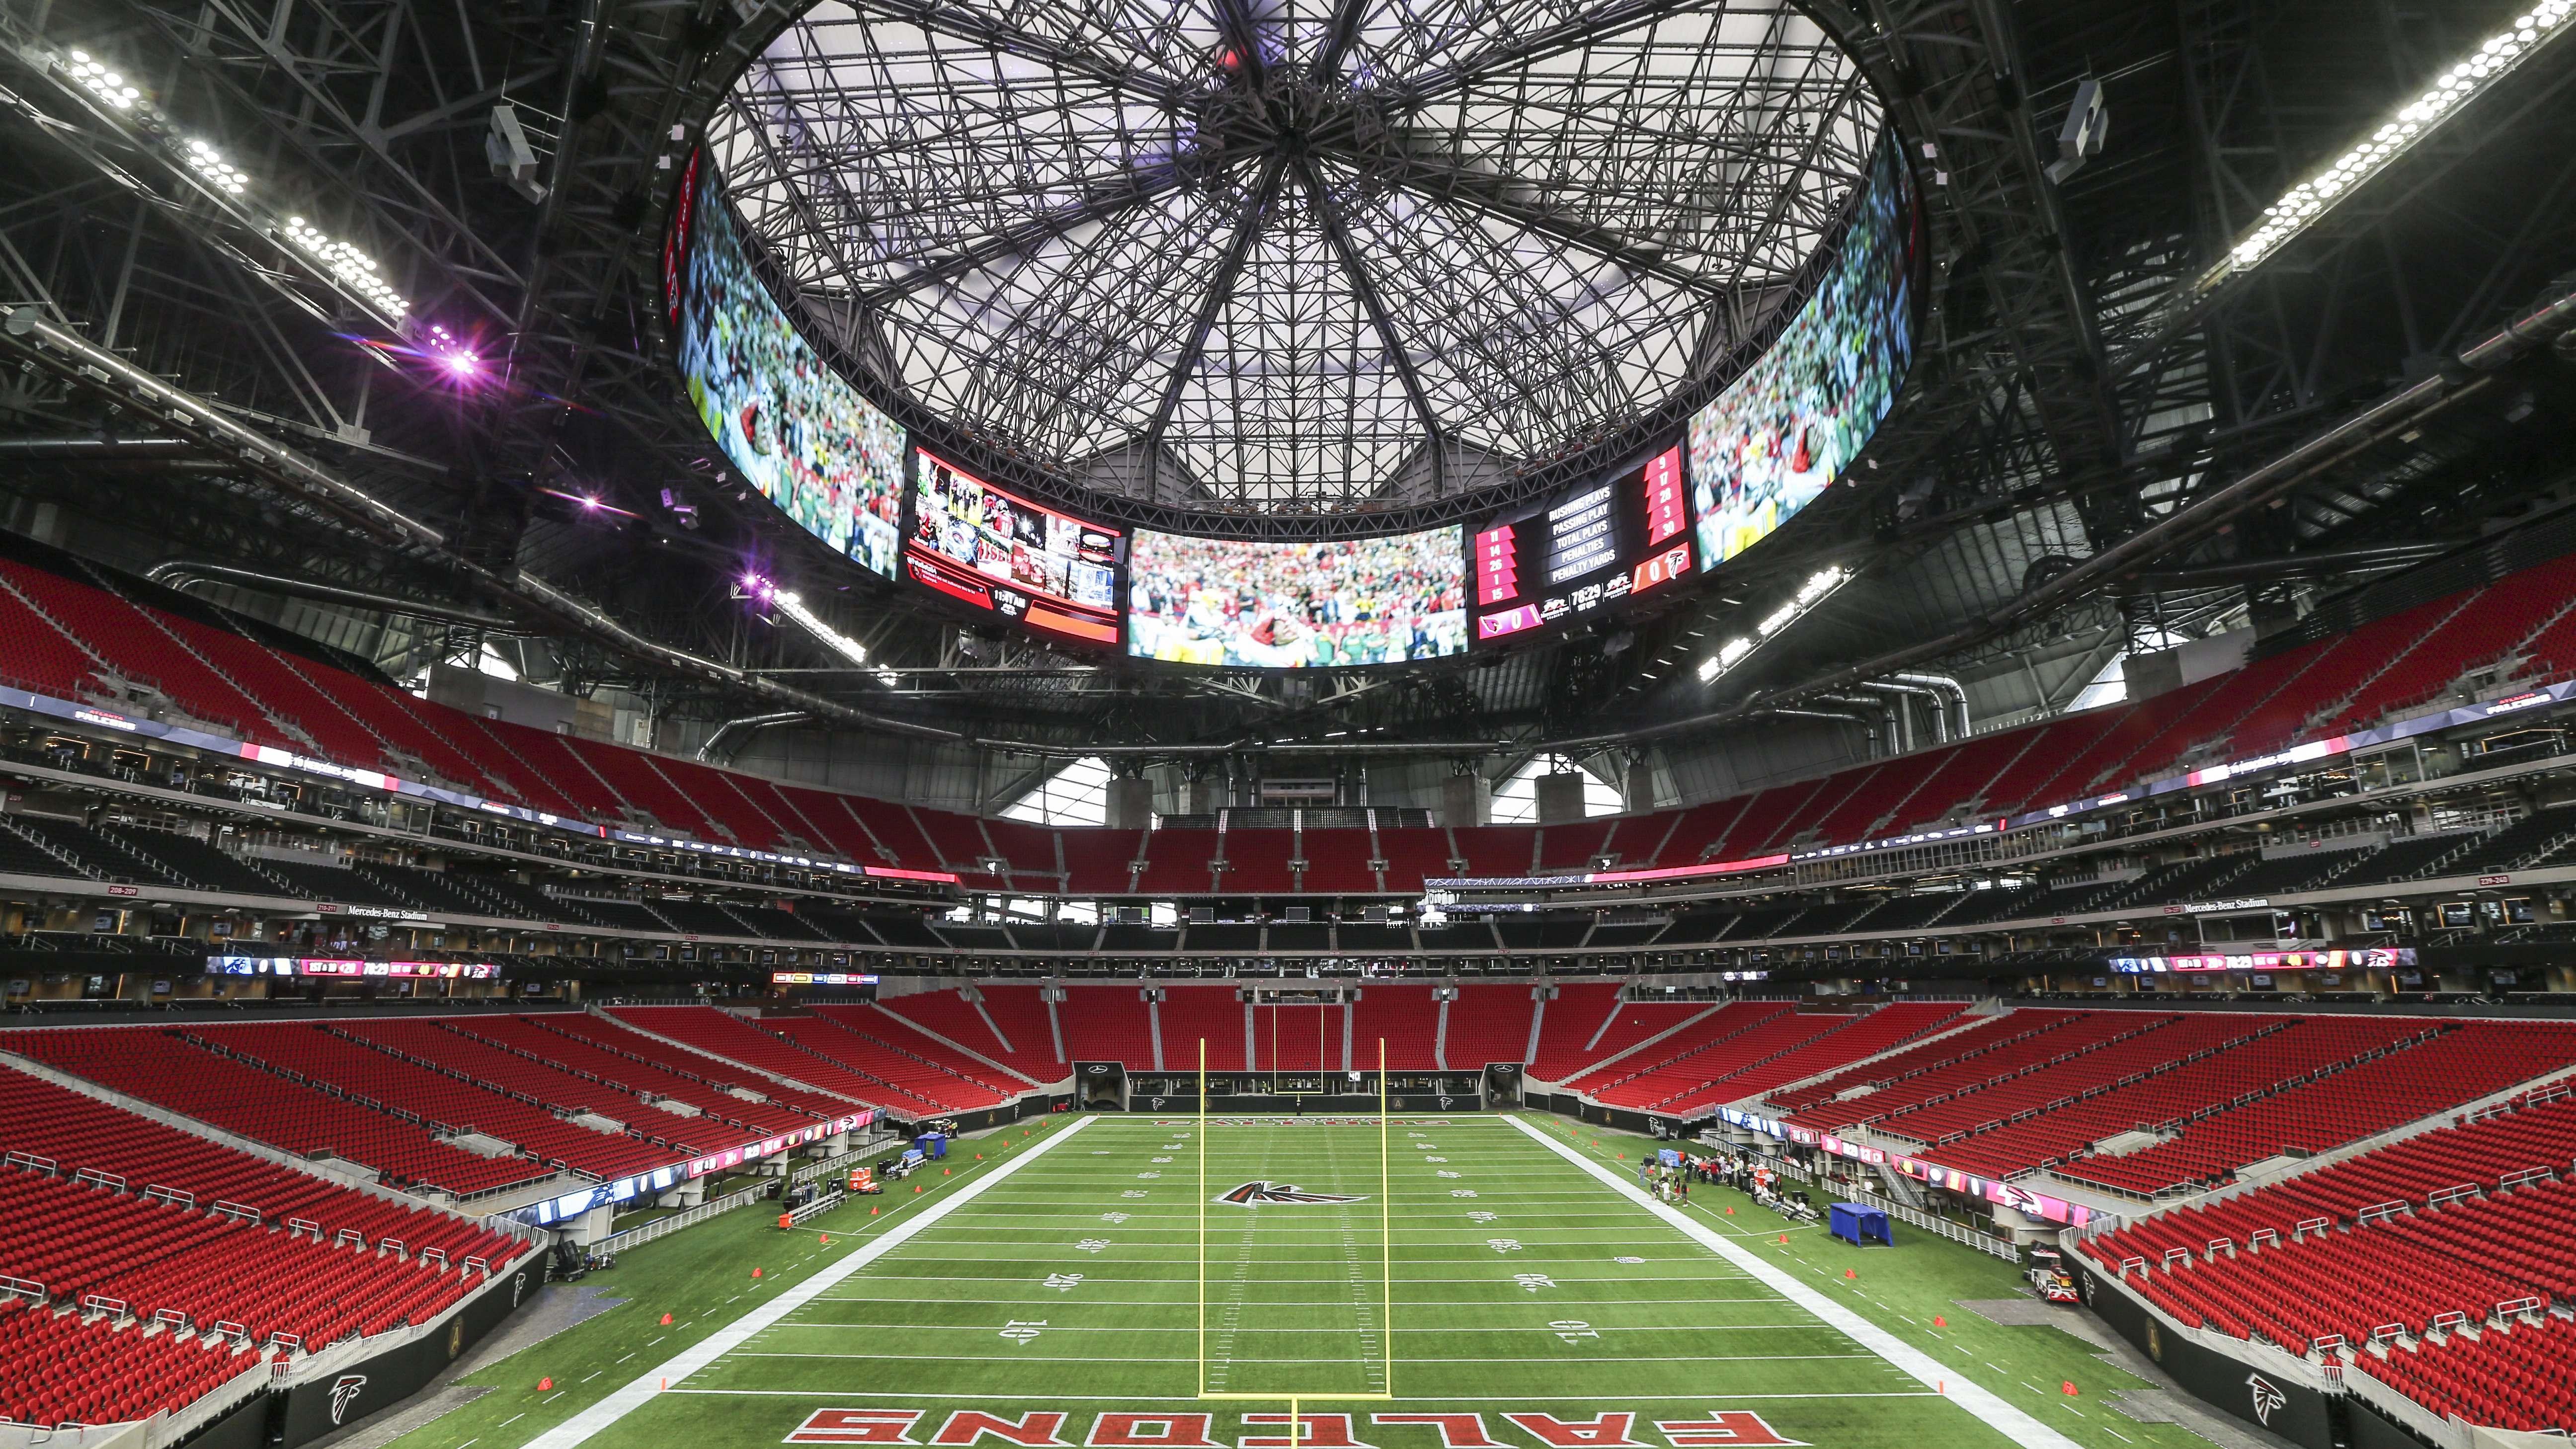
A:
[399,1113,2213,1449]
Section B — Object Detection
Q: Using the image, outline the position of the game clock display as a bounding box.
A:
[904,451,1123,645]
[1472,444,1692,644]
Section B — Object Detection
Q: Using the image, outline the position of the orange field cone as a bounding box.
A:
[976,1154,983,1160]
[1932,1315,1946,1328]
[1776,1234,1788,1245]
[660,1313,672,1325]
[2062,1382,2079,1397]
[752,1267,763,1278]
[943,1168,951,1175]
[538,1377,552,1391]
[1844,1269,1856,1280]
[871,1206,879,1214]
[913,1185,923,1193]
[1723,1207,1734,1215]
[819,1234,830,1245]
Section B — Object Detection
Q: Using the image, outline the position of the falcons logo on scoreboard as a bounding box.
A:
[1215,1181,1368,1206]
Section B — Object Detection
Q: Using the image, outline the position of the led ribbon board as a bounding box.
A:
[1473,444,1693,644]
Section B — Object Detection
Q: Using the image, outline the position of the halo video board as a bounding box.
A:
[1687,137,1920,572]
[1126,528,1467,667]
[904,450,1123,645]
[1471,443,1692,644]
[673,158,907,579]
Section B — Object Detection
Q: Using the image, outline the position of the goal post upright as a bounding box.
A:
[1198,1034,1207,1400]
[1193,1033,1395,1416]
[1380,1034,1391,1401]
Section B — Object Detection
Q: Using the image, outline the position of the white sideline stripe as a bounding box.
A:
[667,1389,1937,1403]
[1502,1114,2083,1449]
[522,1115,1097,1449]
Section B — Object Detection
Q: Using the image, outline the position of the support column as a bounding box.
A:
[1441,761,1486,828]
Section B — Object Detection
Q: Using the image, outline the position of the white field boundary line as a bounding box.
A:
[523,1115,1097,1449]
[1501,1114,2083,1449]
[667,1390,1940,1403]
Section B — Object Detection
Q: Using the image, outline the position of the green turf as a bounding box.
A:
[387,1114,2208,1449]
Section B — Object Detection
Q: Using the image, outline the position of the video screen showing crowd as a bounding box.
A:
[1688,137,1919,571]
[676,168,907,580]
[1126,529,1469,667]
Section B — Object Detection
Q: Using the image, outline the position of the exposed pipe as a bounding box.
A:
[146,561,527,632]
[1858,681,1948,746]
[1767,707,1877,729]
[1812,694,1896,754]
[696,712,807,763]
[0,437,197,459]
[1890,672,1973,738]
[2117,539,2464,590]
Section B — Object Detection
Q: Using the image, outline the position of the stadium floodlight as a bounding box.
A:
[279,218,409,319]
[47,46,414,331]
[773,590,896,685]
[61,52,139,109]
[1698,566,1849,685]
[180,139,249,195]
[2217,0,2572,276]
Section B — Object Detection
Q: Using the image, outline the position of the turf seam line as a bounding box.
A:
[522,1116,1098,1449]
[1500,1113,2085,1449]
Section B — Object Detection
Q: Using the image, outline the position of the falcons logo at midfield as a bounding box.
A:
[1215,1180,1368,1206]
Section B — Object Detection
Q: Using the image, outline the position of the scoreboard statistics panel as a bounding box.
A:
[1472,444,1692,644]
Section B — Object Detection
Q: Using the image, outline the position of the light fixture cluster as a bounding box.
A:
[56,45,414,328]
[772,590,870,667]
[1698,566,1850,684]
[61,52,139,109]
[280,216,408,318]
[423,322,480,377]
[2227,1,2572,270]
[181,138,249,195]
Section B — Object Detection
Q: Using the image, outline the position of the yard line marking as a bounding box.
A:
[770,1322,1830,1334]
[1503,1113,2084,1449]
[522,1116,1095,1449]
[666,1390,1940,1403]
[499,1415,524,1428]
[727,1351,1872,1365]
